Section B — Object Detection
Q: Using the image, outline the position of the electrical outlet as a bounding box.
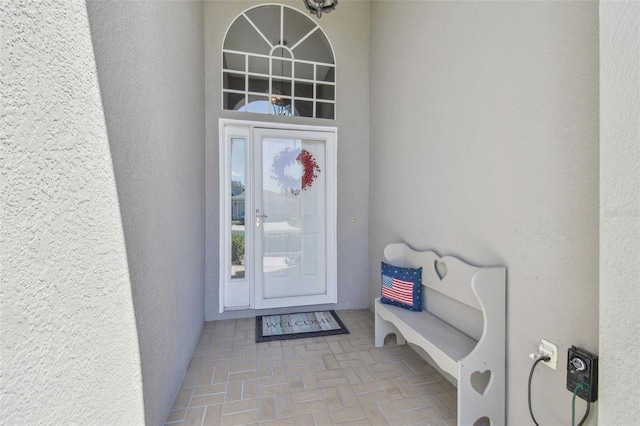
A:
[567,346,598,402]
[539,339,558,370]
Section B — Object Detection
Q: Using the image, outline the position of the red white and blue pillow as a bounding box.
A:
[380,262,422,312]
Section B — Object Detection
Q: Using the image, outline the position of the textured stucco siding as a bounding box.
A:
[86,1,206,425]
[1,1,144,424]
[599,0,640,423]
[369,2,599,424]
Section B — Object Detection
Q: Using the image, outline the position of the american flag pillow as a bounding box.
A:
[380,262,422,311]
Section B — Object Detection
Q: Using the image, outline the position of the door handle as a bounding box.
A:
[256,209,268,227]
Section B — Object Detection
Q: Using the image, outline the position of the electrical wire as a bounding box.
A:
[528,355,551,426]
[571,383,584,426]
[577,401,591,426]
[572,382,591,426]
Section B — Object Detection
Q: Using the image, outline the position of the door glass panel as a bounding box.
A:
[261,137,326,299]
[230,138,246,279]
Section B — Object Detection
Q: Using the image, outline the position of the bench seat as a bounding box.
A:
[375,297,476,379]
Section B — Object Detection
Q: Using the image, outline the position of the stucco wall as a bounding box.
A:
[86,2,206,425]
[599,0,640,423]
[369,2,599,425]
[1,1,144,424]
[204,1,370,320]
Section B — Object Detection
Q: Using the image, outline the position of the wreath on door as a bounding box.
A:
[271,148,321,195]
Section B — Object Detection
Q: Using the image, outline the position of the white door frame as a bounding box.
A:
[219,119,337,313]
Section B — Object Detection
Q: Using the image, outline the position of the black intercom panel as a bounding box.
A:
[566,345,598,402]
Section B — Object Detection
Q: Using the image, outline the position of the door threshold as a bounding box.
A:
[224,305,251,311]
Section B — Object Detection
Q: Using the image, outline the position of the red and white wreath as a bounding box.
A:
[271,148,321,195]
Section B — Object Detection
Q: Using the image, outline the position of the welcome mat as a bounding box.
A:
[256,310,349,342]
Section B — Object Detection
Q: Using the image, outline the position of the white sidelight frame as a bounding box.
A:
[219,124,253,311]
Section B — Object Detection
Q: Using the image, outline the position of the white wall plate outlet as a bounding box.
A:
[540,339,558,370]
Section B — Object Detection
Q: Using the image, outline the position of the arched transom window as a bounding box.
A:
[222,5,336,119]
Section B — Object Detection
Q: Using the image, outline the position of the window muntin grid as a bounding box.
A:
[222,5,335,119]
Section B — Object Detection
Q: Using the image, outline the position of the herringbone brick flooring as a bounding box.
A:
[165,309,457,425]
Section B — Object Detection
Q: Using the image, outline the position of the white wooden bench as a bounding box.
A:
[375,243,506,426]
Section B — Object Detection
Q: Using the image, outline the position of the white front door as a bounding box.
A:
[219,120,337,312]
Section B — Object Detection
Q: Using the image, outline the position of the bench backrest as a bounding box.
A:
[384,243,482,311]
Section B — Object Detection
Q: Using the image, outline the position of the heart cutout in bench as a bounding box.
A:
[472,417,491,426]
[434,260,447,280]
[471,370,492,395]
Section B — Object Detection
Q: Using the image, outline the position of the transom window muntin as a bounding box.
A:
[222,5,336,119]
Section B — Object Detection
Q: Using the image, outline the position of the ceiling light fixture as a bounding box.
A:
[303,0,337,18]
